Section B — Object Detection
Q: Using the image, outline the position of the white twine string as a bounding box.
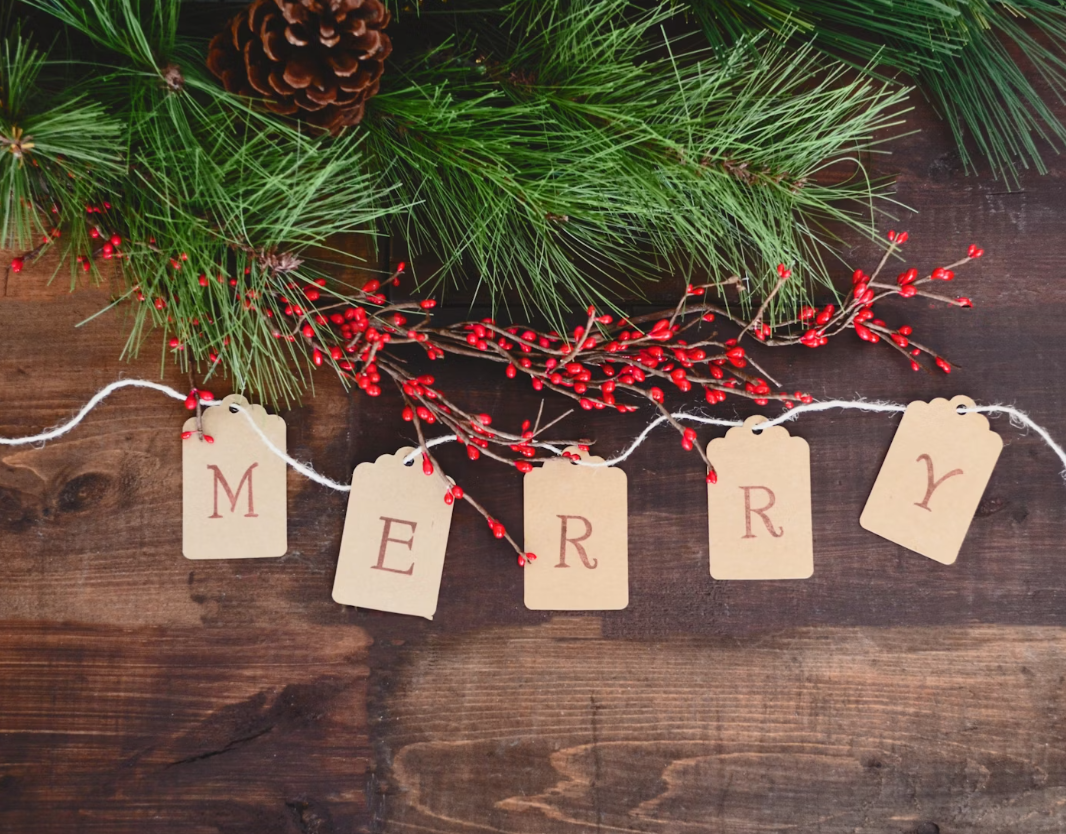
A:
[0,378,355,493]
[2,380,1065,487]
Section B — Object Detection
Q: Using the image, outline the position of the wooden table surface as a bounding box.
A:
[3,92,1066,834]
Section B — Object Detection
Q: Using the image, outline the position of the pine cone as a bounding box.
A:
[207,0,392,134]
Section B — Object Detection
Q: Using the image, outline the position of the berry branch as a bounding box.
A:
[165,231,985,565]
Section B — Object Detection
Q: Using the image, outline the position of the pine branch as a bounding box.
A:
[691,0,1066,184]
[367,1,909,327]
[0,31,123,255]
[14,0,405,403]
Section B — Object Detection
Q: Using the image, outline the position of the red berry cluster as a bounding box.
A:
[180,232,983,562]
[8,201,122,276]
[117,230,981,564]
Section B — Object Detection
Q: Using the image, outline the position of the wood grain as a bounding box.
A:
[0,622,373,833]
[2,87,1066,832]
[380,618,1066,834]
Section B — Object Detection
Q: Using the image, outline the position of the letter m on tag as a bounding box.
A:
[207,463,259,518]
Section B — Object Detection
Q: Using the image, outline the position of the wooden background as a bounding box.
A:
[4,90,1066,834]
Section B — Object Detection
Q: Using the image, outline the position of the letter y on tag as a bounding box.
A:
[332,448,454,619]
[861,396,1002,564]
[707,416,813,579]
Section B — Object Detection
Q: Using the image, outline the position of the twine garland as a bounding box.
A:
[1,380,1064,488]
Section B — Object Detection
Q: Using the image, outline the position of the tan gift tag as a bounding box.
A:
[523,446,628,610]
[860,395,1002,565]
[707,416,813,580]
[183,394,287,560]
[332,448,454,619]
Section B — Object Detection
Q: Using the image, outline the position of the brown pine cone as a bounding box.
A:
[207,0,392,134]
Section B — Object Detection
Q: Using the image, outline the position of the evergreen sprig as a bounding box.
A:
[18,0,404,403]
[690,0,1066,184]
[367,0,909,325]
[0,30,122,254]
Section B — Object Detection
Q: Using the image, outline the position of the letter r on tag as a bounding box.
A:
[707,417,813,580]
[740,486,784,539]
[524,447,628,610]
[556,515,597,568]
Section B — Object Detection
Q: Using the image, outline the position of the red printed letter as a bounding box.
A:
[372,516,417,575]
[740,486,783,539]
[913,453,964,511]
[556,515,597,569]
[207,463,259,518]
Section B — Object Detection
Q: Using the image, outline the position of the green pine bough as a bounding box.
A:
[690,0,1066,186]
[365,0,908,326]
[0,0,936,406]
[11,0,402,403]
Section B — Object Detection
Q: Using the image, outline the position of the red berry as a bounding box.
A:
[935,357,951,374]
[10,257,23,273]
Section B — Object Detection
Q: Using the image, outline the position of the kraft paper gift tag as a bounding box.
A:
[523,446,628,610]
[183,394,287,560]
[707,415,813,580]
[861,395,1002,565]
[332,448,454,619]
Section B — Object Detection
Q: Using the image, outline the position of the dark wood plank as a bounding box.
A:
[376,618,1066,834]
[3,85,1066,834]
[0,621,373,833]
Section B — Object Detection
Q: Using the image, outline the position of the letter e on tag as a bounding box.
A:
[707,416,813,580]
[524,447,628,610]
[332,448,454,619]
[860,396,1002,564]
[183,394,287,559]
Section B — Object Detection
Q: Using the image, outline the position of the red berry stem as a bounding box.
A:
[151,235,980,561]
